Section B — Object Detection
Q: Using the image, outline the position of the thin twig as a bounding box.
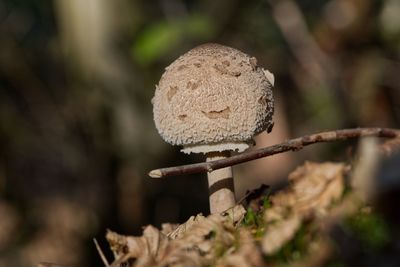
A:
[148,128,400,178]
[94,238,110,267]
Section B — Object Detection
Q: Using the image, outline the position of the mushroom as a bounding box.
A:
[152,43,274,214]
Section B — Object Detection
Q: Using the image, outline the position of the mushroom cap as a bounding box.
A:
[152,43,274,154]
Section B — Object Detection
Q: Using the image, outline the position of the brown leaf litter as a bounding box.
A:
[106,205,249,267]
[262,161,347,255]
[106,161,348,266]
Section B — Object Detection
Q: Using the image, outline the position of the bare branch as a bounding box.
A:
[148,128,400,178]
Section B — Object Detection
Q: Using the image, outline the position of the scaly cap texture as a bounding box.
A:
[152,43,274,153]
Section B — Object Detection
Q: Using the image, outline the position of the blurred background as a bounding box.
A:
[0,0,399,266]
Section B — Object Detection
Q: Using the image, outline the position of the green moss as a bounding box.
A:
[263,195,272,210]
[243,207,257,226]
[241,207,266,239]
[242,194,271,226]
[345,211,390,250]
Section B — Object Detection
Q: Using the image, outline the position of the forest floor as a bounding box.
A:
[102,137,400,267]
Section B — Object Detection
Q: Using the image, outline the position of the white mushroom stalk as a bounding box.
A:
[152,43,274,214]
[206,151,235,214]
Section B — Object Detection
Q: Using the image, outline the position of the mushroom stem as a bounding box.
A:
[206,151,236,214]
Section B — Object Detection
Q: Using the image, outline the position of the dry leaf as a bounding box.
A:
[161,223,179,235]
[269,161,346,216]
[262,161,347,255]
[217,228,265,267]
[106,205,246,267]
[290,161,346,214]
[262,215,301,255]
